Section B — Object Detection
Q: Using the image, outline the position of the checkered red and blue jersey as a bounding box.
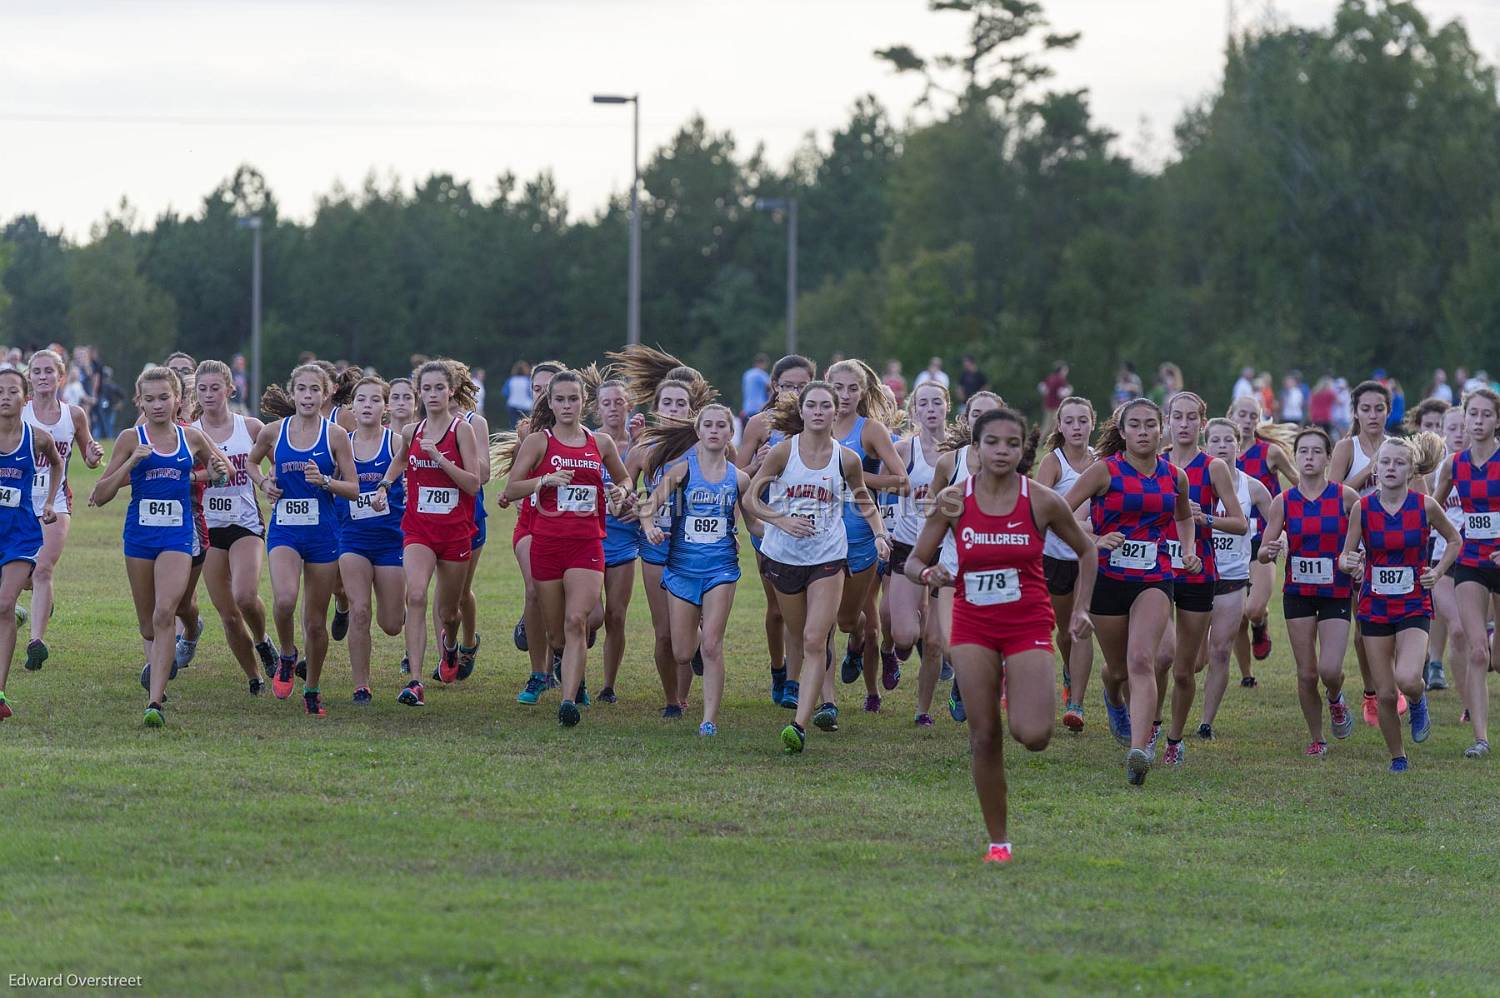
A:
[1357,490,1431,623]
[1451,449,1500,569]
[1091,454,1179,583]
[1282,483,1352,599]
[1237,438,1282,535]
[1165,451,1216,583]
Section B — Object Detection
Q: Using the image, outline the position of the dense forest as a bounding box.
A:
[3,0,1499,411]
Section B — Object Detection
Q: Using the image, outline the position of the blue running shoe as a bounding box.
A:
[780,679,800,710]
[513,617,528,651]
[577,682,590,707]
[352,686,372,706]
[813,702,839,732]
[692,645,705,677]
[771,667,787,706]
[1105,696,1132,747]
[940,657,954,682]
[698,721,717,737]
[662,704,684,719]
[1125,747,1150,785]
[558,700,581,727]
[948,683,966,723]
[174,615,203,670]
[516,673,546,705]
[597,686,618,704]
[840,644,864,684]
[1409,694,1431,743]
[1390,756,1410,773]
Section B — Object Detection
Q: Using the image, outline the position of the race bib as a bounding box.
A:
[417,486,458,515]
[349,491,388,521]
[1291,557,1334,586]
[880,503,897,528]
[1212,534,1235,552]
[685,515,727,545]
[1165,539,1185,570]
[205,494,241,519]
[963,568,1021,606]
[275,497,317,526]
[138,499,183,527]
[0,485,21,509]
[557,484,597,514]
[1466,511,1500,540]
[1371,565,1415,596]
[1109,539,1157,572]
[31,471,47,491]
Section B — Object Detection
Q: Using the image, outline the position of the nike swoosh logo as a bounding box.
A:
[1007,520,1024,529]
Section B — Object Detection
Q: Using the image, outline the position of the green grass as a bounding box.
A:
[2,453,1498,995]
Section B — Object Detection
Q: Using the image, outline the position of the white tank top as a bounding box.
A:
[1042,448,1093,561]
[1347,435,1383,497]
[760,433,849,567]
[939,445,974,574]
[892,436,938,545]
[1213,468,1253,582]
[23,400,75,516]
[1431,451,1466,562]
[194,413,263,533]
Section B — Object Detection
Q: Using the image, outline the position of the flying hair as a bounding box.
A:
[827,358,899,428]
[971,407,1041,477]
[261,362,331,420]
[639,403,736,478]
[1096,398,1163,458]
[940,390,1005,452]
[489,430,520,477]
[767,381,838,436]
[1379,432,1445,480]
[609,345,708,411]
[1044,396,1096,453]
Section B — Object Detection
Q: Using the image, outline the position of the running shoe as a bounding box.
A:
[457,634,481,681]
[1125,747,1151,786]
[0,694,11,721]
[1362,691,1379,726]
[661,704,683,719]
[254,640,277,678]
[558,700,581,727]
[13,604,26,625]
[1397,692,1409,716]
[1063,702,1084,732]
[273,654,297,700]
[1162,740,1185,767]
[587,627,598,649]
[397,680,425,706]
[1462,708,1471,724]
[863,693,881,713]
[174,616,203,670]
[692,645,704,677]
[1240,675,1258,688]
[577,682,590,707]
[880,649,901,691]
[139,662,151,691]
[516,673,546,705]
[248,677,264,696]
[1389,756,1409,773]
[698,721,717,737]
[813,702,840,731]
[1062,665,1072,705]
[1105,696,1131,746]
[399,657,411,677]
[352,686,372,705]
[1464,740,1490,759]
[1329,693,1354,739]
[303,690,327,717]
[597,686,617,704]
[1409,694,1431,743]
[948,683,966,724]
[1147,721,1162,762]
[547,651,563,688]
[143,702,165,727]
[1251,620,1272,660]
[915,713,935,728]
[780,679,799,711]
[331,605,349,642]
[1196,723,1214,741]
[840,643,864,684]
[437,635,460,685]
[23,639,48,672]
[295,659,307,681]
[983,843,1013,865]
[1305,740,1328,758]
[940,656,954,681]
[513,617,527,651]
[771,667,788,706]
[782,722,806,753]
[1425,660,1448,691]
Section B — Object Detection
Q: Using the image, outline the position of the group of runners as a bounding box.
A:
[0,347,1495,867]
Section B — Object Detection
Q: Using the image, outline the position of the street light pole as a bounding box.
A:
[593,93,642,346]
[754,197,799,355]
[237,216,264,407]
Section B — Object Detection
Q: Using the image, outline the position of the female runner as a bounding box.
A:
[1066,398,1199,786]
[736,354,816,705]
[387,375,419,673]
[20,349,103,670]
[1426,404,1469,702]
[250,364,360,716]
[91,367,228,726]
[507,360,565,703]
[595,376,640,703]
[748,381,889,752]
[397,360,484,707]
[1034,396,1097,731]
[336,375,406,704]
[1340,434,1457,771]
[0,368,62,721]
[1227,395,1294,677]
[906,407,1095,863]
[502,370,629,727]
[1195,418,1270,739]
[640,403,756,735]
[192,359,276,693]
[1408,399,1453,692]
[1257,427,1358,756]
[1433,387,1500,758]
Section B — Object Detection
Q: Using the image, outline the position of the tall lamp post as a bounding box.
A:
[235,216,263,406]
[753,197,798,354]
[592,93,642,346]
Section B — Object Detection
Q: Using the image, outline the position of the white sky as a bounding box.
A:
[4,0,1498,239]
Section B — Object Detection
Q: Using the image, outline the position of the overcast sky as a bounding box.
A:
[4,0,1498,238]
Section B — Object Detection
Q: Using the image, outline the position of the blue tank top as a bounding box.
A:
[271,418,337,532]
[0,424,43,555]
[641,448,687,564]
[464,410,487,530]
[668,449,739,575]
[603,438,640,538]
[336,428,404,548]
[126,423,195,551]
[838,416,872,544]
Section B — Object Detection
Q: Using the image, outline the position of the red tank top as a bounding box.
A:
[402,417,476,541]
[953,476,1052,620]
[533,429,606,539]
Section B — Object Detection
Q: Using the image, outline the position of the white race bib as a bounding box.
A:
[349,491,388,521]
[205,494,241,519]
[0,485,21,509]
[1291,557,1334,586]
[963,568,1021,606]
[685,515,727,545]
[1164,538,1185,570]
[1371,565,1415,596]
[417,486,458,515]
[1212,534,1235,552]
[275,497,317,526]
[138,498,183,527]
[31,471,47,491]
[557,484,597,514]
[880,503,896,528]
[1109,539,1158,572]
[1466,511,1500,540]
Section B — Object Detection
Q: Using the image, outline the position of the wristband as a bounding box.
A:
[919,566,934,583]
[1204,513,1214,532]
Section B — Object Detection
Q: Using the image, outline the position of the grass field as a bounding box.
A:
[2,453,1499,996]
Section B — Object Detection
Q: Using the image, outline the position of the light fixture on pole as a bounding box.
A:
[592,93,641,346]
[753,197,798,354]
[235,216,263,407]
